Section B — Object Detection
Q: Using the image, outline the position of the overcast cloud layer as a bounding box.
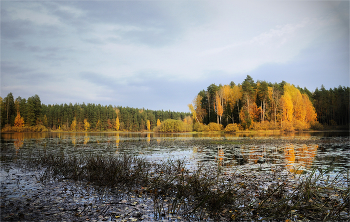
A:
[1,0,349,112]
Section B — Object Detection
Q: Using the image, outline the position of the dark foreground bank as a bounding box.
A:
[1,146,349,221]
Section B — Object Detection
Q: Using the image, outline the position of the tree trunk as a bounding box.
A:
[263,99,265,122]
[260,100,263,122]
[238,101,240,123]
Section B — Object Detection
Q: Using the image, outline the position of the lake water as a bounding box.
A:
[1,131,349,177]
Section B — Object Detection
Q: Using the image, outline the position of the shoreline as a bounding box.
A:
[2,129,349,134]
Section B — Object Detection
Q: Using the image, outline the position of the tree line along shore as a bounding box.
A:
[1,75,349,133]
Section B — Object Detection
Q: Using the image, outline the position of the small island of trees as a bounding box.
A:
[1,75,349,133]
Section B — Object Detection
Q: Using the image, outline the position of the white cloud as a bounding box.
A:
[1,0,348,111]
[56,4,85,18]
[5,3,61,26]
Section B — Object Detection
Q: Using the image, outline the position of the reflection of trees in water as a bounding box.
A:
[249,146,265,164]
[115,133,120,150]
[72,134,76,146]
[84,133,90,144]
[2,132,48,140]
[229,143,318,172]
[284,145,297,172]
[147,133,150,143]
[217,147,225,166]
[284,144,318,174]
[13,133,24,151]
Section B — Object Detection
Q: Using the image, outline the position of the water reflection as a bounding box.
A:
[1,131,347,176]
[217,147,225,166]
[1,132,49,140]
[285,145,297,173]
[249,146,265,164]
[84,133,90,145]
[147,133,151,143]
[116,133,120,148]
[72,134,76,146]
[13,133,24,152]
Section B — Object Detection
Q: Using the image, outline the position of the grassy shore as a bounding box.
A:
[20,151,349,221]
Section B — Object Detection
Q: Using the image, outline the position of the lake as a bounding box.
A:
[1,131,349,221]
[1,131,349,177]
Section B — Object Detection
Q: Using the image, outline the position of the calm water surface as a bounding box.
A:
[1,131,349,176]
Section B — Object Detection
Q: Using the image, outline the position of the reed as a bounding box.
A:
[23,152,350,221]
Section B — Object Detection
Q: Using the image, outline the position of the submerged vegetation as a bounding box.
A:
[10,152,350,221]
[1,75,349,133]
[1,135,349,221]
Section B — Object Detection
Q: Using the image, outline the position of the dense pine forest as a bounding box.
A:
[1,75,349,132]
[0,94,189,132]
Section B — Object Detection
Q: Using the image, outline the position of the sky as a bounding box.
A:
[1,0,349,112]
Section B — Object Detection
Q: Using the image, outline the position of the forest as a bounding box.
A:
[0,94,189,132]
[190,75,349,131]
[1,75,349,132]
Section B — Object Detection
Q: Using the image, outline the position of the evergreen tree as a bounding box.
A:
[3,93,16,125]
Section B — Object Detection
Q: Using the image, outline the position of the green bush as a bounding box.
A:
[208,122,223,131]
[1,124,49,132]
[225,123,239,132]
[193,122,209,132]
[30,124,49,132]
[183,123,193,132]
[156,119,185,132]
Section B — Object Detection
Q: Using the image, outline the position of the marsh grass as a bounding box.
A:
[19,150,349,221]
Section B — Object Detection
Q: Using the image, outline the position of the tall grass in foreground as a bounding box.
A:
[27,153,349,221]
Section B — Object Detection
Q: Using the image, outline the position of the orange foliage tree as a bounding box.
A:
[214,92,223,124]
[147,120,151,131]
[228,85,242,123]
[280,92,294,123]
[188,104,198,122]
[193,95,206,123]
[115,117,120,131]
[70,117,77,131]
[84,119,90,131]
[303,94,317,123]
[14,111,25,128]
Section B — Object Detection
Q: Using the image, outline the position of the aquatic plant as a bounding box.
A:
[25,151,349,221]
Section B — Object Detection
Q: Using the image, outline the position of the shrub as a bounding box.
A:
[208,122,223,131]
[156,119,185,132]
[225,123,239,132]
[281,121,294,132]
[182,123,193,132]
[1,124,49,132]
[310,121,324,130]
[193,122,209,132]
[30,124,49,132]
[251,121,272,130]
[293,120,308,131]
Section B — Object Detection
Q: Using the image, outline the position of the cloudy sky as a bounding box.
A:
[1,0,349,112]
